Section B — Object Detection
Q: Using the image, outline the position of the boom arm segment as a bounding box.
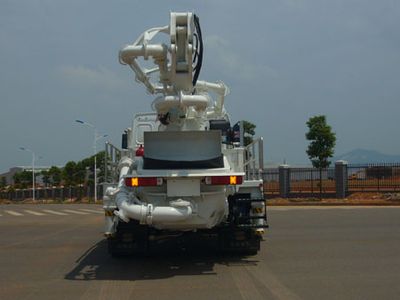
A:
[119,13,197,95]
[119,12,229,122]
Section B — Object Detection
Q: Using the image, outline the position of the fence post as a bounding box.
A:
[335,160,348,198]
[279,164,290,198]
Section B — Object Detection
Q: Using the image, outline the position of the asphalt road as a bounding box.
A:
[1,204,400,300]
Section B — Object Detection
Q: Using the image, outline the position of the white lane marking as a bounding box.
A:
[24,210,45,216]
[62,209,89,215]
[78,209,103,214]
[4,210,23,216]
[42,209,68,216]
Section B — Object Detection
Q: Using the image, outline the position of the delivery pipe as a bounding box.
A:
[195,80,229,114]
[117,200,192,225]
[153,93,209,113]
[114,157,192,224]
[119,44,168,65]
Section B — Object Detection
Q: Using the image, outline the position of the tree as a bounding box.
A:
[95,151,106,182]
[74,161,86,185]
[243,120,256,146]
[48,166,62,186]
[0,176,6,190]
[305,115,336,197]
[41,170,50,187]
[80,151,106,184]
[13,171,32,189]
[62,161,77,186]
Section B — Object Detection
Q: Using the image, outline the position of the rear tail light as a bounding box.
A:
[125,177,163,187]
[205,175,243,185]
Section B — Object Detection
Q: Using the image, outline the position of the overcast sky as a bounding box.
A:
[1,0,400,172]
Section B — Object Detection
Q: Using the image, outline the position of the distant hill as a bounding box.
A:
[334,149,400,164]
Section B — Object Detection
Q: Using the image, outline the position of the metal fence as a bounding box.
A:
[262,163,400,198]
[289,167,336,196]
[262,169,279,195]
[347,163,400,193]
[0,185,103,202]
[3,163,400,201]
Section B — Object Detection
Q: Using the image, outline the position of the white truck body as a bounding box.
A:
[103,12,267,255]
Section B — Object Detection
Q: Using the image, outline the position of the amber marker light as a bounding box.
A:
[131,177,139,187]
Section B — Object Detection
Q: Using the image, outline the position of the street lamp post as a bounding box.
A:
[75,120,107,203]
[19,147,37,201]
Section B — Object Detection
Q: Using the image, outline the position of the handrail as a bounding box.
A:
[243,137,264,180]
[104,142,122,183]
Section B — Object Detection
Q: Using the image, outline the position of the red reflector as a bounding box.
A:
[205,176,243,185]
[124,177,163,187]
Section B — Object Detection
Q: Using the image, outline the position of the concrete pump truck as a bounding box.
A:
[103,12,268,256]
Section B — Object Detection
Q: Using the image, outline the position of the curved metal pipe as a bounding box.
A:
[114,157,193,224]
[119,44,167,65]
[117,199,192,224]
[153,94,209,113]
[195,80,229,114]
